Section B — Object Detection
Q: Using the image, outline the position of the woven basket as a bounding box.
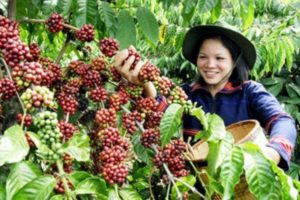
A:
[188,120,267,200]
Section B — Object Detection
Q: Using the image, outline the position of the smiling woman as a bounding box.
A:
[114,24,297,171]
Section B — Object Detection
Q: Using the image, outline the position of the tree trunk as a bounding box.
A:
[7,0,16,20]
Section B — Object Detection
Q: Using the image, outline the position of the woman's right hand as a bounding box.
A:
[114,46,158,98]
[114,46,144,86]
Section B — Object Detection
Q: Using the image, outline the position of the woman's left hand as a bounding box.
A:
[262,146,281,164]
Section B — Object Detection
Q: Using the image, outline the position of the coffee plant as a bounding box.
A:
[0,0,300,199]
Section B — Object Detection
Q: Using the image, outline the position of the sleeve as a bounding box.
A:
[247,81,297,170]
[155,83,191,112]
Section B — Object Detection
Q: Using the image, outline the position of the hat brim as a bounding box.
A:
[182,25,256,69]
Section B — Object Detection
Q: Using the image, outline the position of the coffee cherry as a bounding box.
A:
[76,24,95,42]
[168,86,188,105]
[28,43,41,61]
[95,108,117,128]
[141,129,160,148]
[46,13,64,33]
[88,87,108,102]
[138,61,160,83]
[0,78,17,100]
[99,37,120,57]
[154,76,174,96]
[102,163,128,185]
[16,113,32,127]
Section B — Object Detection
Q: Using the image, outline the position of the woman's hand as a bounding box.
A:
[262,146,281,164]
[114,46,144,86]
[114,46,157,98]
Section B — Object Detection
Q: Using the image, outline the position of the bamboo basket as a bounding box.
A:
[188,120,267,200]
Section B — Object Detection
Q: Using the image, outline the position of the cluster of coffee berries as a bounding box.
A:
[76,24,95,42]
[20,86,56,111]
[138,61,160,83]
[58,121,77,141]
[153,139,189,180]
[91,57,106,71]
[99,37,120,57]
[12,62,46,88]
[144,111,163,129]
[168,86,188,105]
[34,111,63,161]
[57,92,78,115]
[2,39,32,68]
[53,173,73,194]
[154,76,174,96]
[121,111,143,135]
[136,97,158,114]
[123,83,143,100]
[0,16,19,49]
[96,127,130,185]
[141,129,160,147]
[0,78,17,100]
[45,13,64,33]
[16,113,33,127]
[29,43,41,61]
[88,87,108,102]
[63,154,73,173]
[95,108,116,129]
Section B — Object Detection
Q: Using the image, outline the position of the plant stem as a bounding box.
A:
[0,58,25,112]
[151,144,182,200]
[173,177,206,199]
[55,38,70,64]
[56,160,74,200]
[148,169,156,200]
[114,184,121,199]
[165,181,171,200]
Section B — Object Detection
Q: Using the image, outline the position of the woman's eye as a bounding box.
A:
[198,56,206,59]
[217,57,224,60]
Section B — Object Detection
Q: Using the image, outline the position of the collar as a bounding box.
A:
[190,81,244,94]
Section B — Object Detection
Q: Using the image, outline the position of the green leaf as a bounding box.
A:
[181,0,197,26]
[190,107,208,130]
[287,83,300,97]
[16,0,39,19]
[0,183,5,200]
[0,125,29,166]
[12,175,56,200]
[271,162,299,199]
[116,10,136,49]
[282,36,294,71]
[274,40,286,73]
[207,114,226,141]
[119,188,142,200]
[160,104,184,146]
[75,177,107,196]
[68,171,92,187]
[136,7,159,46]
[132,135,153,165]
[6,162,42,200]
[240,0,254,29]
[25,132,53,159]
[75,0,98,27]
[207,133,234,177]
[266,82,283,97]
[98,1,118,37]
[220,146,244,200]
[210,0,222,23]
[241,143,281,199]
[108,188,121,200]
[56,0,73,15]
[50,195,65,200]
[171,175,196,199]
[62,133,90,162]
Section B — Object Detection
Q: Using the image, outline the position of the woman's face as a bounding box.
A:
[196,38,234,86]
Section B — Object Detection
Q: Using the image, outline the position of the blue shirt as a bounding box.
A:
[158,80,297,169]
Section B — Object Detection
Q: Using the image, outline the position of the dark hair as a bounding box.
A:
[196,33,250,86]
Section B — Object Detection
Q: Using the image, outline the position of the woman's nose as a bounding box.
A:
[206,59,216,68]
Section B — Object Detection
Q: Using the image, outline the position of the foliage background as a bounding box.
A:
[1,0,300,180]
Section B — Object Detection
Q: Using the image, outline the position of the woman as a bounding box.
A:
[114,25,297,170]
